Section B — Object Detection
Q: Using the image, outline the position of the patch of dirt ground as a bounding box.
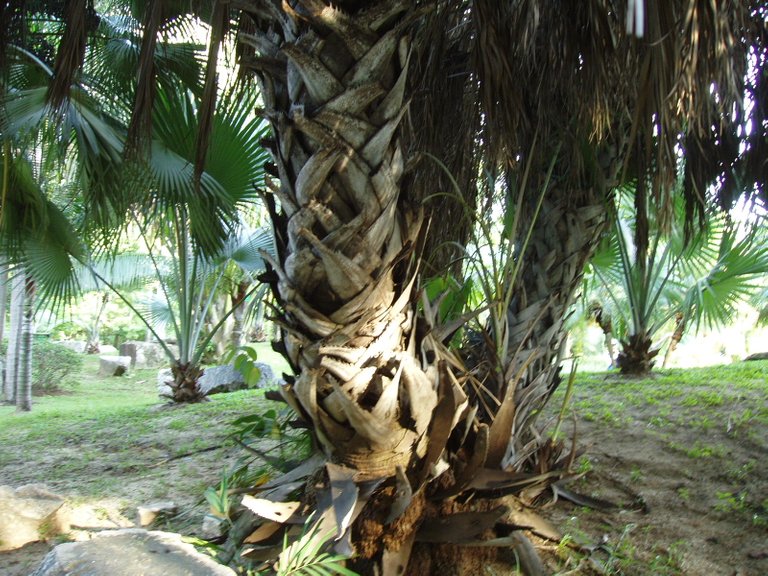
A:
[2,365,767,575]
[531,368,768,575]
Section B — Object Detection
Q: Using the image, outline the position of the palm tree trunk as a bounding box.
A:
[662,312,685,368]
[589,302,616,367]
[0,263,8,346]
[230,281,249,349]
[15,274,34,411]
[498,192,608,468]
[617,332,660,375]
[86,291,108,353]
[245,1,443,480]
[4,268,24,403]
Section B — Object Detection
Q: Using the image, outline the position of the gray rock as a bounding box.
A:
[136,501,178,527]
[30,529,236,576]
[98,355,132,377]
[98,344,119,355]
[199,365,247,395]
[253,362,277,389]
[200,514,227,540]
[0,484,64,551]
[745,351,768,361]
[119,341,176,368]
[53,340,87,354]
[157,362,278,398]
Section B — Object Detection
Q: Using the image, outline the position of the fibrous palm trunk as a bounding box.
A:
[243,0,443,478]
[497,193,608,470]
[617,333,659,375]
[235,1,608,571]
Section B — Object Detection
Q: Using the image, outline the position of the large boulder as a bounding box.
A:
[0,484,64,551]
[53,340,87,354]
[157,363,276,398]
[97,344,119,355]
[30,529,236,576]
[98,356,131,377]
[119,341,176,369]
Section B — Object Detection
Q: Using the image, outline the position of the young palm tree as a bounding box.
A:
[2,4,271,402]
[587,186,768,375]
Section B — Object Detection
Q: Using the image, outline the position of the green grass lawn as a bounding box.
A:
[0,342,291,507]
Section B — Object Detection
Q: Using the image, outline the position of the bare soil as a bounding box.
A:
[532,366,768,575]
[2,363,767,575]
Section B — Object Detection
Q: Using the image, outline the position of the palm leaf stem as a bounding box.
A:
[188,258,225,366]
[614,216,641,332]
[643,249,684,334]
[592,265,629,330]
[503,141,562,312]
[133,211,182,348]
[191,280,265,367]
[86,267,177,362]
[7,44,54,76]
[504,125,540,264]
[177,210,192,363]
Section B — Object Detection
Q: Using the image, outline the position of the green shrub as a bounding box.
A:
[31,341,84,394]
[50,321,88,341]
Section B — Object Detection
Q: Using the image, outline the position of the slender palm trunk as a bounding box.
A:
[0,263,8,346]
[230,281,249,349]
[662,312,685,368]
[86,291,108,353]
[589,302,616,367]
[4,268,24,403]
[15,275,34,411]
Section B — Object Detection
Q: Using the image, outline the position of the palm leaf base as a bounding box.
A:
[163,362,207,403]
[616,334,660,375]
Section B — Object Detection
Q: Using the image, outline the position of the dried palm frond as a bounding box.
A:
[48,0,95,110]
[125,0,164,154]
[194,0,228,187]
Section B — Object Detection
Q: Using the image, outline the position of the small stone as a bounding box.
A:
[200,514,227,540]
[157,363,277,398]
[53,340,87,353]
[136,501,177,527]
[0,484,64,551]
[119,341,178,368]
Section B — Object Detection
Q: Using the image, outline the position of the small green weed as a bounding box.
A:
[714,490,748,513]
[668,440,725,459]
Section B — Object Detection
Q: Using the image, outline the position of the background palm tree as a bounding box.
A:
[587,186,768,375]
[1,2,272,403]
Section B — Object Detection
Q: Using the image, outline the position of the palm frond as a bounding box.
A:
[274,514,357,576]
